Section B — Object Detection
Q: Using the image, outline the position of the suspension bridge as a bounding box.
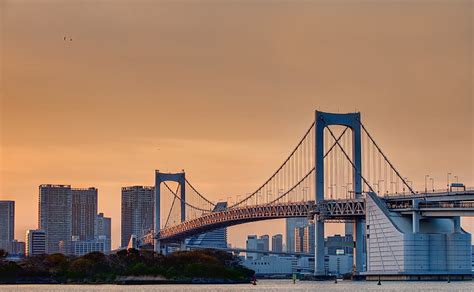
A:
[138,111,473,280]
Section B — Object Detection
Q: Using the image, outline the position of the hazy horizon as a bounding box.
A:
[1,0,472,249]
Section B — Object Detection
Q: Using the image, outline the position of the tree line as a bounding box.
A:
[0,248,254,284]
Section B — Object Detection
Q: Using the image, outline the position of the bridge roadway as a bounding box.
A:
[187,245,314,257]
[187,238,355,257]
[150,190,474,244]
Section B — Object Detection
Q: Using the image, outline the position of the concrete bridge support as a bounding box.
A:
[365,192,472,280]
[154,171,186,253]
[314,111,364,276]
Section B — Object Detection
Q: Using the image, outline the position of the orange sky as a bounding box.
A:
[1,1,473,249]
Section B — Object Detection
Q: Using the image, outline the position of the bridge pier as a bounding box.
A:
[353,218,365,274]
[314,219,325,275]
[412,199,420,233]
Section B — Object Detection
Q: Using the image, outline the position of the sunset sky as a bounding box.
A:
[1,1,472,249]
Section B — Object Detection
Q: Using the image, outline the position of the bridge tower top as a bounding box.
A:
[314,111,362,202]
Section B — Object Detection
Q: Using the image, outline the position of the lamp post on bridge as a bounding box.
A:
[447,172,452,193]
[302,187,308,201]
[390,181,396,195]
[346,182,352,198]
[424,175,430,194]
[405,178,413,193]
[330,184,337,199]
[377,179,384,195]
[429,178,434,192]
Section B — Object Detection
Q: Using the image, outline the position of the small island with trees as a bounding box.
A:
[0,248,255,284]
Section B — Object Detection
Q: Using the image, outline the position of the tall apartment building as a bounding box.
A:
[246,234,271,260]
[294,224,314,253]
[0,201,14,252]
[303,224,315,254]
[38,184,72,254]
[260,235,270,251]
[72,187,97,241]
[26,229,46,256]
[294,227,305,253]
[272,234,283,252]
[95,213,112,252]
[285,217,308,252]
[246,235,259,260]
[121,186,155,247]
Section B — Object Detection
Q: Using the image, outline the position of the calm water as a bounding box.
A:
[0,280,473,292]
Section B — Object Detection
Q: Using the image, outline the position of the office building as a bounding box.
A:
[186,202,227,249]
[272,234,283,252]
[286,217,308,252]
[326,234,353,255]
[39,184,72,254]
[246,234,271,260]
[9,240,25,256]
[72,187,98,241]
[95,213,112,253]
[246,235,259,260]
[260,234,269,251]
[26,229,46,256]
[0,201,14,252]
[121,186,155,247]
[71,238,106,256]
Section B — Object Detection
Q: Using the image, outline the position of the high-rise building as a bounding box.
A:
[186,202,227,249]
[26,229,46,256]
[72,187,97,241]
[246,235,259,260]
[285,217,308,252]
[294,227,305,253]
[95,213,112,253]
[272,234,283,252]
[121,186,155,247]
[246,234,271,260]
[0,201,14,252]
[260,235,269,251]
[39,184,72,254]
[303,224,315,253]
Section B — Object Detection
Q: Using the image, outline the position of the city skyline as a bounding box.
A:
[1,1,473,250]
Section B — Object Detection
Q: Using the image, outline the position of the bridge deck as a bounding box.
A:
[143,191,474,245]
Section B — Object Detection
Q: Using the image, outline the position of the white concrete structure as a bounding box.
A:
[364,192,472,279]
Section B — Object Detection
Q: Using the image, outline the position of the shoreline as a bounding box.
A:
[0,278,250,285]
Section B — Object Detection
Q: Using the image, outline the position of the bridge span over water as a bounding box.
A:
[139,111,473,280]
